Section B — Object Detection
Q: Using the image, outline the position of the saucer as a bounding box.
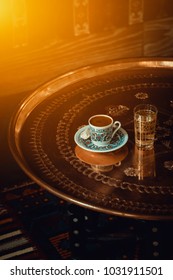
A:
[74,125,128,153]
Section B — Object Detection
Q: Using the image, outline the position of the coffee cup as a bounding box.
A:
[88,114,121,147]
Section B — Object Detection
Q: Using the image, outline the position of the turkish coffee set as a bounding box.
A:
[74,114,128,172]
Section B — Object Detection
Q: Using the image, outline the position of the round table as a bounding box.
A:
[9,58,173,220]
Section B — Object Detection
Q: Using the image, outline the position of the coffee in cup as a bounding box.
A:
[88,114,121,147]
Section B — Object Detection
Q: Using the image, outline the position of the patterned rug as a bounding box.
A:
[0,180,71,260]
[0,203,45,260]
[1,180,173,260]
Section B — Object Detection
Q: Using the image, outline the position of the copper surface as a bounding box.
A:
[8,58,173,220]
[75,145,128,166]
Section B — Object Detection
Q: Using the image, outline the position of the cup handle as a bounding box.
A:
[112,121,121,138]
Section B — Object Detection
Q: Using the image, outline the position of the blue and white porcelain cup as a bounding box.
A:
[88,114,121,147]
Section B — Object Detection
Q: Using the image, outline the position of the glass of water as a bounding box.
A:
[134,104,158,150]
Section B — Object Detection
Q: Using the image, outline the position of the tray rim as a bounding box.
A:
[8,57,173,220]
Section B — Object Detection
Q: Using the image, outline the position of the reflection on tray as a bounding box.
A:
[75,145,128,173]
[134,146,156,180]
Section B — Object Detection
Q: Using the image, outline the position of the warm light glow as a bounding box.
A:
[0,1,10,21]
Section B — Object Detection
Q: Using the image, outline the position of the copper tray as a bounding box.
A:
[8,58,173,220]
